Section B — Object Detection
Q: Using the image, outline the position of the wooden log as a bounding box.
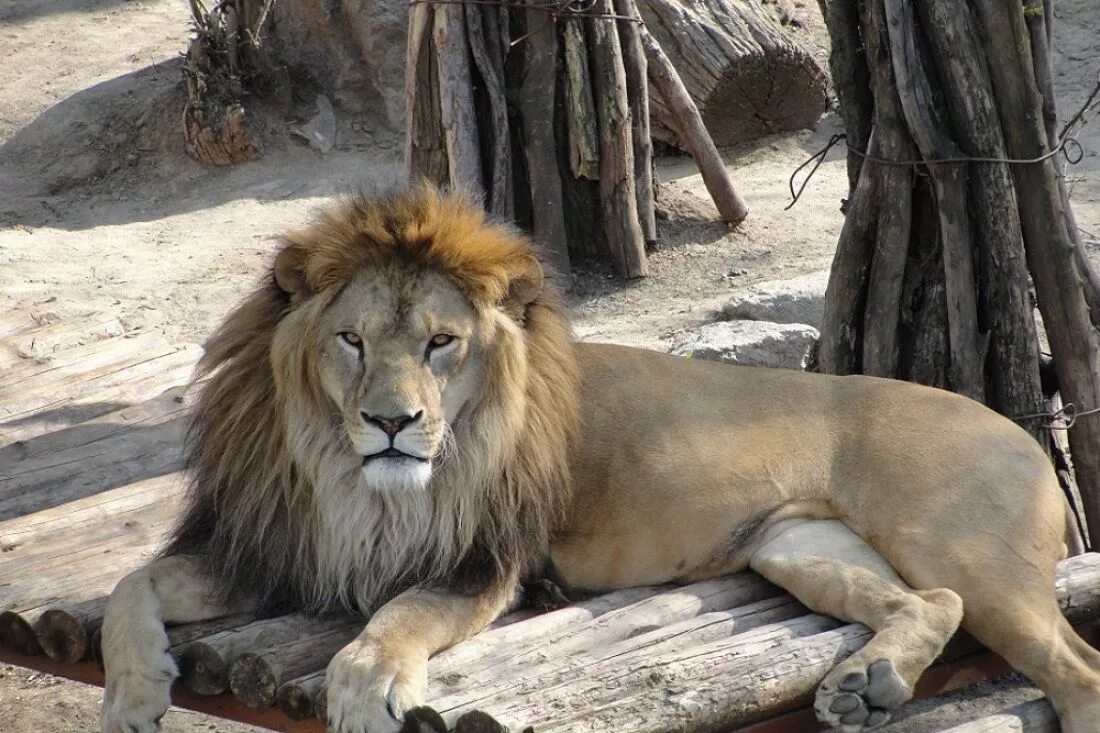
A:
[428,584,671,677]
[465,5,512,219]
[177,614,355,696]
[0,411,187,520]
[430,572,780,698]
[33,598,106,663]
[817,128,881,375]
[882,0,983,402]
[638,24,749,227]
[431,554,1100,732]
[970,0,1100,534]
[433,6,484,200]
[635,0,828,148]
[817,0,873,193]
[615,0,657,247]
[937,698,1058,733]
[589,2,647,279]
[230,623,360,709]
[431,594,806,704]
[856,0,914,378]
[278,669,326,721]
[562,21,600,182]
[912,0,1044,440]
[0,313,123,370]
[405,2,448,184]
[518,3,571,277]
[0,342,200,443]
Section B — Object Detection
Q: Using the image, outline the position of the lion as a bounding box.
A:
[100,185,1100,733]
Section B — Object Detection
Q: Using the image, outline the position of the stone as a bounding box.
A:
[670,321,819,370]
[722,270,829,328]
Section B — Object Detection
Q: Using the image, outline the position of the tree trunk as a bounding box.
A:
[817,0,1099,537]
[636,0,828,148]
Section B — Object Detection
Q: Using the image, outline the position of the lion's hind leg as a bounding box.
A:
[749,519,963,732]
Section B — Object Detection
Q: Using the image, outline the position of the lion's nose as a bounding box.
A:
[362,410,423,437]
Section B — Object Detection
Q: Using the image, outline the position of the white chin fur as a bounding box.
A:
[360,458,433,492]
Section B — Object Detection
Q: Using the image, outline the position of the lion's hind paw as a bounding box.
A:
[815,658,909,732]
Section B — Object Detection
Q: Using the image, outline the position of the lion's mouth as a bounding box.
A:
[363,447,428,463]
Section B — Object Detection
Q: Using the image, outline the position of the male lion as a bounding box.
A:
[101,186,1100,733]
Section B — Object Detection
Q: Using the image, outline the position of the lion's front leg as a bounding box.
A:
[326,579,515,733]
[99,555,254,733]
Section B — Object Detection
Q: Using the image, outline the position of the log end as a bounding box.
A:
[0,611,41,656]
[277,681,314,721]
[177,641,228,696]
[33,609,88,663]
[229,652,277,709]
[314,684,328,723]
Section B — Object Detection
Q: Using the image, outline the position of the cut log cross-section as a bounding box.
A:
[636,0,828,148]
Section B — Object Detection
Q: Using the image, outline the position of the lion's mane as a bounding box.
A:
[163,186,581,614]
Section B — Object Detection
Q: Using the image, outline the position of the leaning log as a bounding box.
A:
[636,0,828,147]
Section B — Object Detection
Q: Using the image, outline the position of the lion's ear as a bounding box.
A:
[503,255,544,317]
[274,246,311,298]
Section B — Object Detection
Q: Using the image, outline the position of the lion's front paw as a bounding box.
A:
[815,658,909,733]
[99,627,177,733]
[326,638,427,733]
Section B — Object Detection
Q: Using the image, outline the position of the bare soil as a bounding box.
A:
[0,0,1097,731]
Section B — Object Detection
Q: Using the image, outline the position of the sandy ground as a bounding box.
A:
[0,0,1097,731]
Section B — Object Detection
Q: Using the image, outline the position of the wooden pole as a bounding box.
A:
[433,6,485,199]
[615,0,657,247]
[588,2,647,279]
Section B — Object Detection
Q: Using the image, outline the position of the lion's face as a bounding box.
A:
[315,266,486,492]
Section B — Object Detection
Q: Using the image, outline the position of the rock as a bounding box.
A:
[290,94,336,153]
[722,270,829,328]
[670,321,819,370]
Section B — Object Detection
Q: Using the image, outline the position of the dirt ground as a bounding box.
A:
[0,0,1097,731]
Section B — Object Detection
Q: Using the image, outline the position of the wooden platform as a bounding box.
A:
[0,307,1093,733]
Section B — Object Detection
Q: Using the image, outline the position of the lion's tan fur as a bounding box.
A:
[164,185,580,613]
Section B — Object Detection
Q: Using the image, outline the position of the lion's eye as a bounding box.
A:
[428,334,456,349]
[338,331,363,349]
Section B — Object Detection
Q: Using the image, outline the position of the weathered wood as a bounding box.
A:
[562,21,599,182]
[636,0,828,148]
[817,0,873,193]
[405,2,448,184]
[615,0,657,246]
[971,0,1100,533]
[0,409,187,519]
[937,698,1058,733]
[430,573,780,698]
[433,6,484,200]
[817,128,881,375]
[431,594,806,705]
[913,0,1044,440]
[177,614,353,696]
[230,623,360,709]
[857,0,914,379]
[430,554,1100,732]
[0,342,200,443]
[589,2,647,279]
[278,669,326,721]
[0,313,123,370]
[465,5,512,219]
[33,598,105,663]
[428,584,669,677]
[638,24,748,227]
[518,4,570,277]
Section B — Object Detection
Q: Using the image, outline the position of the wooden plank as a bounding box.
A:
[0,409,188,519]
[0,313,124,369]
[0,344,200,441]
[0,473,185,580]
